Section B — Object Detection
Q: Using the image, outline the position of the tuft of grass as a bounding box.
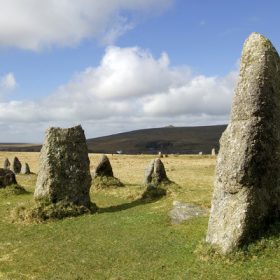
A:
[0,184,28,198]
[92,175,124,189]
[12,200,98,223]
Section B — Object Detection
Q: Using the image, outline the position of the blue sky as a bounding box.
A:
[0,0,279,142]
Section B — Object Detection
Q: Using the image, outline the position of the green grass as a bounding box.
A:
[0,156,279,280]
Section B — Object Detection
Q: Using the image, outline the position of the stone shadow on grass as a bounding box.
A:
[97,189,166,214]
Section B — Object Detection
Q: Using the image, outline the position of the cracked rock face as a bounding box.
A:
[206,33,280,253]
[34,125,91,207]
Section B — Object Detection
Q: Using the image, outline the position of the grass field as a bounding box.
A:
[0,152,279,280]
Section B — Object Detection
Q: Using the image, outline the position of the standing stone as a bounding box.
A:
[94,155,113,177]
[206,33,280,253]
[3,158,10,170]
[10,157,21,174]
[153,158,168,184]
[144,159,155,185]
[0,168,17,188]
[21,163,31,175]
[34,125,91,207]
[211,148,216,156]
[158,151,163,158]
[93,154,123,188]
[144,158,169,185]
[198,152,203,155]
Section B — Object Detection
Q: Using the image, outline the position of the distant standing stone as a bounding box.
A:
[144,158,169,185]
[21,163,31,175]
[144,159,155,185]
[153,158,168,184]
[0,168,17,188]
[34,125,92,207]
[10,157,21,174]
[198,152,203,155]
[211,148,216,156]
[94,155,113,177]
[3,158,10,170]
[206,33,280,253]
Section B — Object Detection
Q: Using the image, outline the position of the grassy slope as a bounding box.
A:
[0,153,279,280]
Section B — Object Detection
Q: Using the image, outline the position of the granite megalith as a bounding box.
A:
[3,158,10,170]
[34,125,92,207]
[10,157,21,174]
[206,33,280,253]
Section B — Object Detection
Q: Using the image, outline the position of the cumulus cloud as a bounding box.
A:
[0,72,17,101]
[0,46,238,142]
[0,0,172,50]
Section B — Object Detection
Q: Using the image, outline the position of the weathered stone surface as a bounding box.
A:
[153,158,168,184]
[206,33,280,253]
[3,158,10,170]
[211,148,216,156]
[34,125,91,207]
[144,159,155,185]
[10,157,21,174]
[144,158,169,185]
[0,168,17,188]
[94,155,113,177]
[21,163,31,174]
[169,201,208,225]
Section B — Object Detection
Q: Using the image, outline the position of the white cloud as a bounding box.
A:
[0,73,17,90]
[0,0,172,50]
[0,46,238,142]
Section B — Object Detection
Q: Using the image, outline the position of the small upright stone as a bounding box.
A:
[198,152,203,155]
[153,158,168,185]
[21,163,31,175]
[144,159,155,185]
[206,33,280,253]
[93,154,123,188]
[34,125,92,207]
[211,148,216,156]
[94,155,113,177]
[0,168,17,188]
[10,157,21,174]
[144,158,170,186]
[3,158,10,170]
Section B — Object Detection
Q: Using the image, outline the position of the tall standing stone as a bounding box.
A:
[206,33,280,253]
[10,157,21,174]
[3,158,10,170]
[211,148,216,156]
[34,125,91,207]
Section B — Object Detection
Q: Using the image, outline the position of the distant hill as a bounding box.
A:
[87,125,227,154]
[0,125,227,154]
